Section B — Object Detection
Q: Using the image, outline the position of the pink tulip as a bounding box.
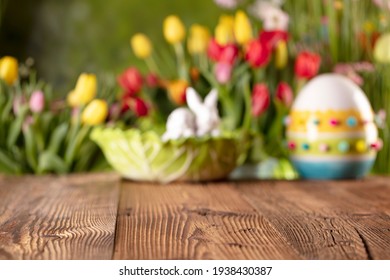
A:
[29,90,45,113]
[13,95,26,115]
[214,62,232,84]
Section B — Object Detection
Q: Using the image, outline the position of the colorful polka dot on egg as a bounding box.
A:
[338,141,350,152]
[302,143,310,150]
[355,140,367,153]
[347,116,358,127]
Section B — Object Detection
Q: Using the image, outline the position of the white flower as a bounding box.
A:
[249,0,289,31]
[214,0,241,9]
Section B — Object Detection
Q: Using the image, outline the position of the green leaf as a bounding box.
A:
[0,148,22,174]
[38,151,68,174]
[23,125,38,172]
[64,125,91,167]
[1,91,13,122]
[48,122,69,155]
[7,106,28,149]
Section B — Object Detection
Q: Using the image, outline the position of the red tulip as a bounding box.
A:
[220,44,239,65]
[259,30,289,51]
[276,82,293,107]
[245,39,271,68]
[118,67,143,93]
[146,73,159,88]
[133,97,149,117]
[252,83,270,117]
[122,96,149,117]
[294,51,321,79]
[207,38,224,61]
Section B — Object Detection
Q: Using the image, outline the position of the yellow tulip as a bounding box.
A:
[81,99,108,125]
[275,41,288,69]
[215,15,235,46]
[131,33,152,59]
[374,33,390,63]
[68,73,97,107]
[218,15,235,29]
[163,15,186,44]
[215,23,235,45]
[188,24,211,54]
[234,10,253,45]
[67,90,79,107]
[0,56,18,85]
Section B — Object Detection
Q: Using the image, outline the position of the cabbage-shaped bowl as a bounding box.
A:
[91,127,244,183]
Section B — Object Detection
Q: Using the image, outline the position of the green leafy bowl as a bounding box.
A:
[91,127,244,183]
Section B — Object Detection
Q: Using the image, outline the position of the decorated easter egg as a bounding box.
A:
[286,74,381,179]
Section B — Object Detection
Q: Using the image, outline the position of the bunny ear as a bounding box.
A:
[186,87,202,112]
[204,89,218,108]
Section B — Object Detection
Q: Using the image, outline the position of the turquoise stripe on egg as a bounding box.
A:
[291,158,375,179]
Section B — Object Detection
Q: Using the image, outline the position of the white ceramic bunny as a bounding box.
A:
[161,108,196,141]
[186,87,220,137]
[162,87,221,141]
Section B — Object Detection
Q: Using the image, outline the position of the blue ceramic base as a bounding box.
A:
[291,159,375,180]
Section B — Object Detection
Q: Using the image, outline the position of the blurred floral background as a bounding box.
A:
[0,0,222,91]
[1,0,390,179]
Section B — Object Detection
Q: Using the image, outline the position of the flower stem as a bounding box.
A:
[173,43,188,81]
[145,56,161,76]
[242,75,252,131]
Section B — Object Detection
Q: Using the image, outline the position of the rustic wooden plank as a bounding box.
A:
[0,173,120,260]
[238,178,390,260]
[113,181,302,260]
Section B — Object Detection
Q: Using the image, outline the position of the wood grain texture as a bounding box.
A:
[237,178,390,260]
[1,174,389,260]
[0,173,120,260]
[113,181,302,260]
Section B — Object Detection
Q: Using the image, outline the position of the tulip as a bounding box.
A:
[215,62,233,84]
[274,41,288,69]
[294,51,321,79]
[132,97,149,117]
[259,30,289,51]
[166,80,188,105]
[118,67,143,94]
[190,67,200,82]
[207,38,224,61]
[0,56,18,85]
[188,24,211,54]
[29,90,45,113]
[218,15,235,30]
[81,99,108,125]
[68,73,97,107]
[145,73,159,88]
[131,33,152,59]
[13,95,26,115]
[215,23,235,45]
[215,15,235,45]
[108,102,121,120]
[234,10,253,45]
[374,33,390,63]
[163,15,186,44]
[220,44,239,65]
[276,82,293,107]
[122,97,149,117]
[252,83,270,117]
[245,39,271,68]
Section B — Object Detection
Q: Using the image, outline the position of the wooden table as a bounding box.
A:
[0,173,389,260]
